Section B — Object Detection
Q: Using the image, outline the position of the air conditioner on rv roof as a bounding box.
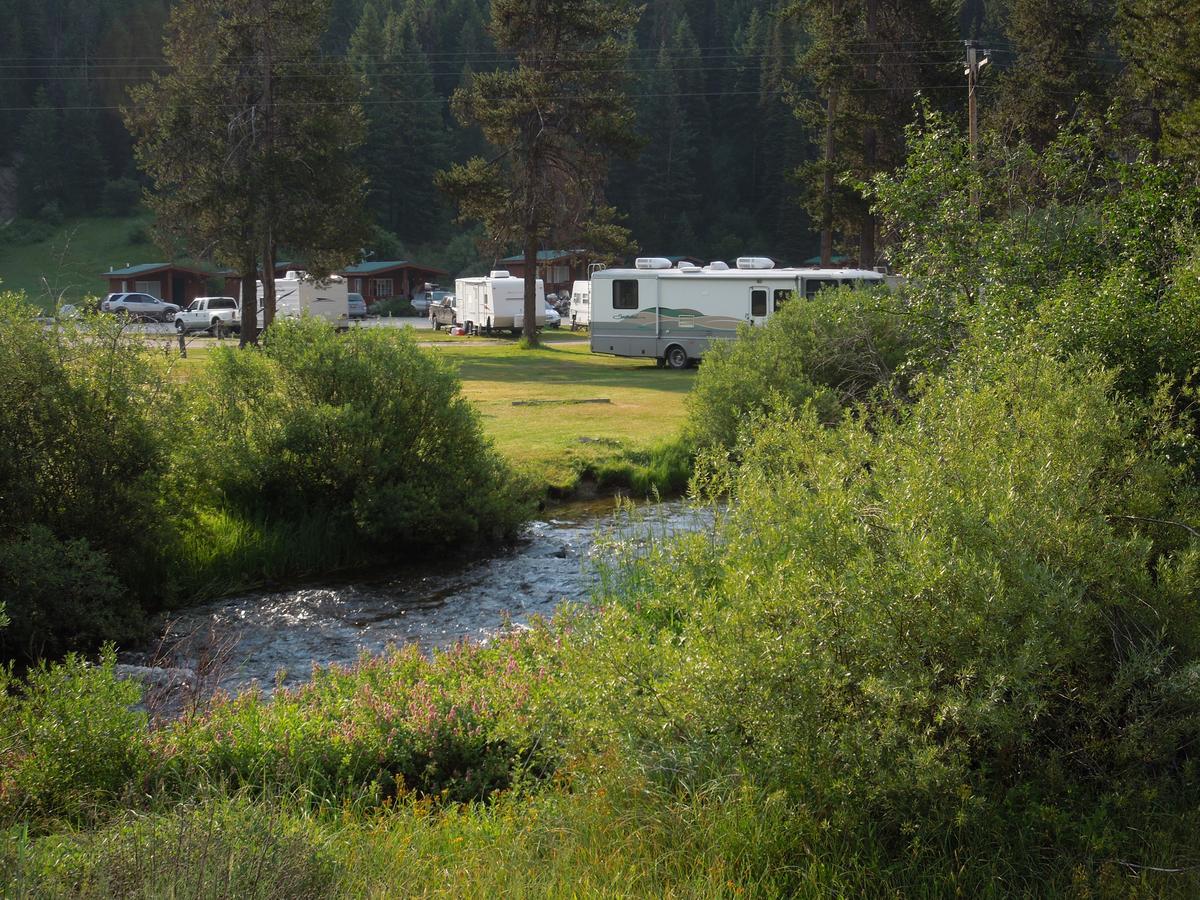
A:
[635,257,672,270]
[490,270,511,278]
[736,257,775,270]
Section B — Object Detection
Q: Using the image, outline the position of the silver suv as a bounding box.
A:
[102,292,180,322]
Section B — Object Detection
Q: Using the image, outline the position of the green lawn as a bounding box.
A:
[433,342,694,490]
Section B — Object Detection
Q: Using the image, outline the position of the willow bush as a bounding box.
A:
[578,340,1200,856]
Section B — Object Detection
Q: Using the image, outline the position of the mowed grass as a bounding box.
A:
[433,341,694,490]
[153,336,694,493]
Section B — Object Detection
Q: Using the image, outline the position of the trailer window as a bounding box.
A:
[751,289,767,317]
[803,278,835,299]
[613,280,639,310]
[773,289,792,310]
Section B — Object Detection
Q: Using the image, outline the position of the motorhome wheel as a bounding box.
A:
[665,345,688,369]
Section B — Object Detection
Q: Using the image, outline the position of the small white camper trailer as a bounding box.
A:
[589,258,885,368]
[259,270,350,327]
[568,280,591,330]
[454,271,546,335]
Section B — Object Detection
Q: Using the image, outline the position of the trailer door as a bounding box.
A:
[749,286,769,326]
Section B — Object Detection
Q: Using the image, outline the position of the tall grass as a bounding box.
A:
[172,508,367,599]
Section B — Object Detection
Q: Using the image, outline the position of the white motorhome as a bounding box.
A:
[258,270,350,327]
[454,270,546,335]
[568,279,591,330]
[589,257,886,368]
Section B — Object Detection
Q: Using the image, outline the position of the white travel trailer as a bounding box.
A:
[259,270,350,327]
[455,270,546,335]
[589,257,886,368]
[568,279,591,330]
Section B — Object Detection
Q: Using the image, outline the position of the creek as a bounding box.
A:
[123,498,707,699]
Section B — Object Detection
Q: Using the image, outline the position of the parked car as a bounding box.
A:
[347,292,368,319]
[413,288,453,314]
[544,303,561,328]
[102,292,180,322]
[174,296,241,334]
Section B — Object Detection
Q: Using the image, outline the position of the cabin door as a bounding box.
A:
[749,286,769,326]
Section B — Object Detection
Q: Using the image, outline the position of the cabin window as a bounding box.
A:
[803,278,835,299]
[372,278,394,298]
[350,278,363,293]
[751,289,767,317]
[613,280,639,310]
[773,289,792,310]
[134,280,159,297]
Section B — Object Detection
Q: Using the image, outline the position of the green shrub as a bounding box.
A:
[101,178,143,217]
[155,628,564,804]
[0,292,173,659]
[8,795,339,899]
[174,319,526,564]
[686,285,913,452]
[0,648,149,824]
[0,526,141,662]
[580,343,1200,849]
[370,296,417,317]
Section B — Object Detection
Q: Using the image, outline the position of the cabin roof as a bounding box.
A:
[105,262,211,278]
[342,260,449,275]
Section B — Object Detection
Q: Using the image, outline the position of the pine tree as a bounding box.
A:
[127,0,369,342]
[438,0,642,345]
[1117,0,1200,163]
[15,89,64,217]
[352,6,448,242]
[990,0,1118,148]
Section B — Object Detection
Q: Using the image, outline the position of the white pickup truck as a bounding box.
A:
[174,296,241,334]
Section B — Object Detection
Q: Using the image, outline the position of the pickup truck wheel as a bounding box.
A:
[174,319,185,333]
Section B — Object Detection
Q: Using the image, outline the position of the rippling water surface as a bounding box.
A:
[137,498,706,695]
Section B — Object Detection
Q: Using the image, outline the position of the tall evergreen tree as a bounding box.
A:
[438,0,642,345]
[990,0,1118,147]
[1116,0,1200,163]
[352,6,448,242]
[127,0,369,342]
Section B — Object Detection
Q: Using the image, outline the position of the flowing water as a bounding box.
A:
[126,498,707,698]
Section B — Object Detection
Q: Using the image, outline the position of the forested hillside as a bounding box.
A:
[0,0,1187,266]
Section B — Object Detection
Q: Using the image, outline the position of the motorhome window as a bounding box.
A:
[751,289,767,317]
[841,279,857,288]
[613,280,639,309]
[773,289,792,310]
[804,279,834,299]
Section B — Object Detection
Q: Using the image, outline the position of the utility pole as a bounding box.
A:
[964,40,989,208]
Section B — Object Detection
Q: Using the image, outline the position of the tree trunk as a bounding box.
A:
[820,0,841,267]
[859,0,877,269]
[522,228,539,346]
[821,88,837,267]
[261,226,276,330]
[239,249,258,347]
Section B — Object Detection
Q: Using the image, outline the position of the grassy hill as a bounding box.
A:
[0,213,183,311]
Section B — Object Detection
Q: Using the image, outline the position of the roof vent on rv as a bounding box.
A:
[706,261,730,271]
[635,257,673,270]
[736,257,775,270]
[679,265,703,273]
[284,270,304,280]
[490,270,511,278]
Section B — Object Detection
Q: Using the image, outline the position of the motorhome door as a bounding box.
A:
[749,286,769,326]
